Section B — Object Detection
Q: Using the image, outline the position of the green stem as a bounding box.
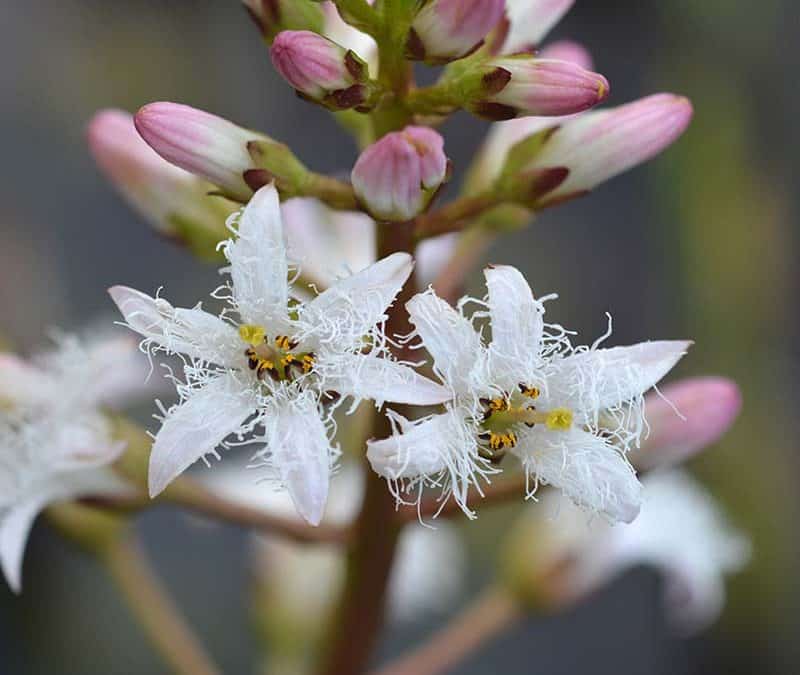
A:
[333,0,381,36]
[303,173,359,210]
[405,82,461,116]
[102,533,221,675]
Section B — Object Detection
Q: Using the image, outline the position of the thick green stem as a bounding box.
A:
[318,223,415,675]
[303,172,359,210]
[103,534,220,675]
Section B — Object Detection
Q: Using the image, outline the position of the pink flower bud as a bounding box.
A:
[632,377,742,471]
[88,109,235,255]
[271,30,368,109]
[477,58,610,119]
[538,40,593,70]
[531,93,693,205]
[409,0,506,63]
[352,126,449,222]
[134,102,259,202]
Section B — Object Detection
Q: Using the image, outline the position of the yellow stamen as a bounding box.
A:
[545,407,573,431]
[519,385,540,399]
[239,324,266,346]
[275,335,291,350]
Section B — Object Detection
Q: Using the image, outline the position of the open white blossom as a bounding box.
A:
[0,334,145,591]
[368,265,690,522]
[526,470,750,633]
[110,184,450,526]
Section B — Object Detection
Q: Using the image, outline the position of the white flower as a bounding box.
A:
[282,196,458,290]
[0,334,145,591]
[110,184,450,526]
[503,0,575,54]
[530,470,750,633]
[368,265,690,522]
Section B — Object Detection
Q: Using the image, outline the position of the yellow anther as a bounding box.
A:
[275,335,291,350]
[282,354,295,365]
[545,407,573,431]
[488,432,517,450]
[488,397,509,413]
[302,354,315,373]
[519,385,540,399]
[239,324,266,346]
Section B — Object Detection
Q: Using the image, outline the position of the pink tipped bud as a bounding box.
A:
[88,110,233,249]
[538,40,593,71]
[632,377,742,471]
[134,102,261,202]
[531,93,693,205]
[271,30,369,109]
[475,58,610,120]
[352,126,449,222]
[408,0,506,64]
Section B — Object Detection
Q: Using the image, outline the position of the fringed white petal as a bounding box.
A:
[148,372,255,497]
[224,184,290,327]
[321,353,453,407]
[263,391,334,526]
[504,0,574,53]
[50,413,127,471]
[484,265,545,387]
[0,354,53,407]
[552,340,692,413]
[367,409,490,517]
[109,286,241,365]
[299,252,413,350]
[0,495,50,593]
[406,290,487,397]
[514,426,642,523]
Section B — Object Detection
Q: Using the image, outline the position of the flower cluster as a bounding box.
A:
[0,0,750,653]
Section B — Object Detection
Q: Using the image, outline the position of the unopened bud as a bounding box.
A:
[134,102,264,202]
[88,110,234,258]
[471,57,609,120]
[632,377,742,471]
[271,30,372,110]
[352,126,449,222]
[529,93,694,206]
[242,0,324,42]
[408,0,506,64]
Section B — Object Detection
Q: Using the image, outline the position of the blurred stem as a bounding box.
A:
[371,587,521,675]
[102,533,220,675]
[415,193,502,239]
[318,223,414,675]
[162,477,351,545]
[303,173,359,210]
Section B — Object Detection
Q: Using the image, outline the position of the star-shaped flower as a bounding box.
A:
[368,265,690,522]
[110,184,450,526]
[0,335,144,591]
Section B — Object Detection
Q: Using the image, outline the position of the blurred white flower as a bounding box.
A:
[0,333,146,591]
[368,265,690,522]
[521,470,750,633]
[282,196,459,290]
[111,184,449,525]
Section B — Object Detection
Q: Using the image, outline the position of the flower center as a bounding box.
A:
[477,385,573,463]
[238,324,316,382]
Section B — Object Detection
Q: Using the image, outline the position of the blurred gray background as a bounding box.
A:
[1,1,799,673]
